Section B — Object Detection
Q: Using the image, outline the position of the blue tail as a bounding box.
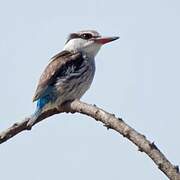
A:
[27,96,51,128]
[37,95,51,109]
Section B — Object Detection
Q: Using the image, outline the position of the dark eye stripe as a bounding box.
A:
[65,33,101,44]
[69,33,80,39]
[65,33,80,44]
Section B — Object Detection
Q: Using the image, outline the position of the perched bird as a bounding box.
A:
[27,30,119,128]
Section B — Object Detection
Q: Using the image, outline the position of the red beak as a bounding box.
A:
[94,36,119,45]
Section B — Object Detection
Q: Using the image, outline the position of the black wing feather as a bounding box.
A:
[33,50,83,101]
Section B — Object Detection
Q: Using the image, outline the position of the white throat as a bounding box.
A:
[63,38,102,57]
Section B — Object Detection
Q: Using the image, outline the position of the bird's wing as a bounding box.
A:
[32,50,82,102]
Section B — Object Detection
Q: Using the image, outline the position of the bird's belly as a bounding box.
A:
[55,67,94,105]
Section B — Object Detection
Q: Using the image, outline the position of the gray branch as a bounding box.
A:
[0,100,179,180]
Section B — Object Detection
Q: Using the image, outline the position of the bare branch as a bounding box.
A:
[0,100,179,180]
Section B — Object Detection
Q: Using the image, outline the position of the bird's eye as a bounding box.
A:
[81,33,93,40]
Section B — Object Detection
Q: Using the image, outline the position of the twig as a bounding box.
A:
[0,100,179,180]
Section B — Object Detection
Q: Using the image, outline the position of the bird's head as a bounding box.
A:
[63,30,119,57]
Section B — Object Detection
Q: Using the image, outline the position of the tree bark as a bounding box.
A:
[0,100,179,180]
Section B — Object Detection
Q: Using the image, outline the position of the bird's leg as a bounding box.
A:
[60,99,77,113]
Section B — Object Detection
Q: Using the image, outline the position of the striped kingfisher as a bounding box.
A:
[27,30,119,128]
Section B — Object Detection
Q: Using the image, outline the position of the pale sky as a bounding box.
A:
[0,0,180,179]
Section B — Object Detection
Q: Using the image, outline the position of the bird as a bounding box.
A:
[27,30,119,128]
